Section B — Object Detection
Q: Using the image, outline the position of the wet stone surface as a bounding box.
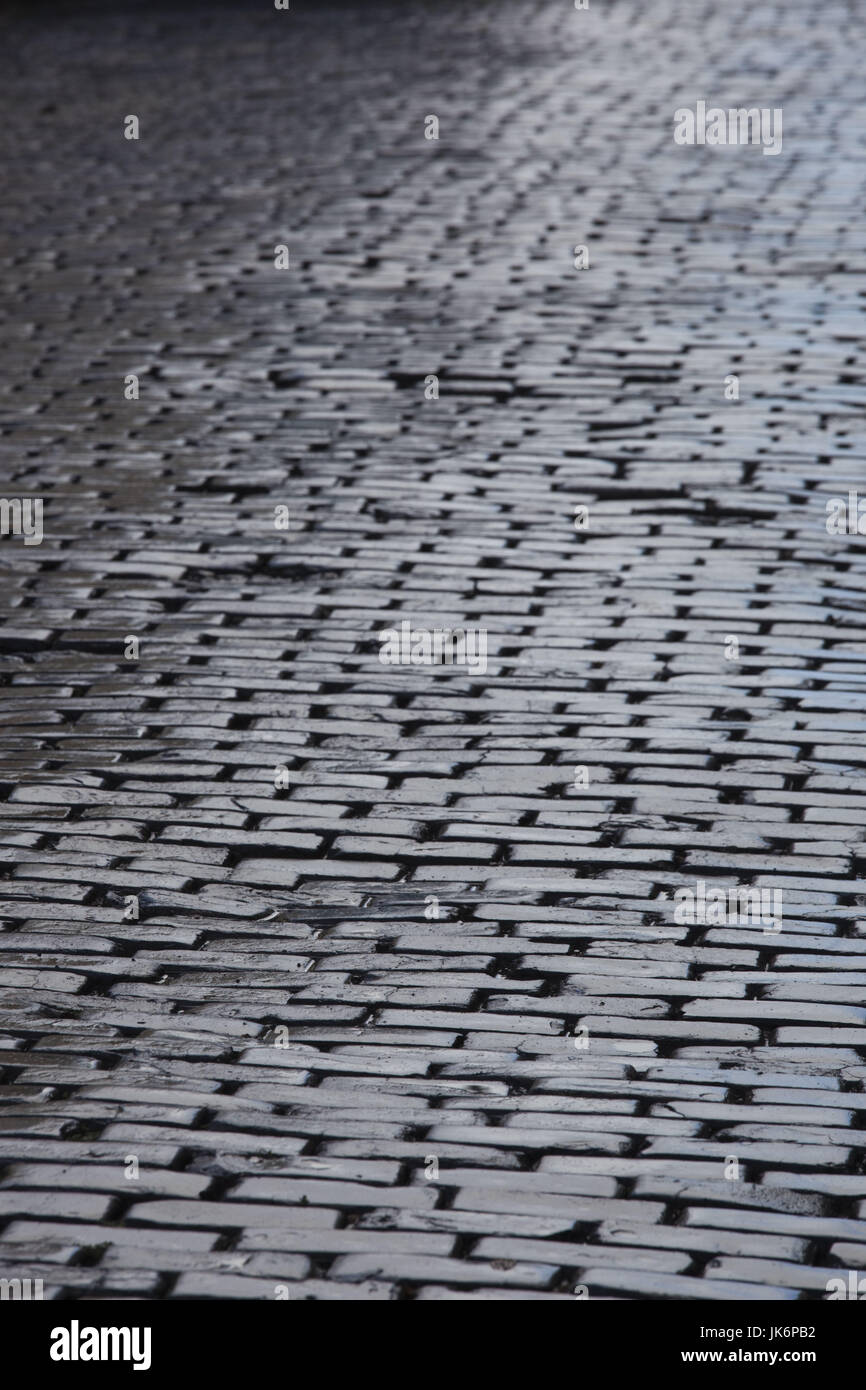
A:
[0,0,865,1299]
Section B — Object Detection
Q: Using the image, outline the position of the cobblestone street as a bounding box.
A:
[1,0,866,1300]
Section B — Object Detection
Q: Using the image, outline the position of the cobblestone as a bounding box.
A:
[0,0,864,1301]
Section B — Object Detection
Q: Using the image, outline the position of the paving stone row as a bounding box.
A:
[0,0,865,1299]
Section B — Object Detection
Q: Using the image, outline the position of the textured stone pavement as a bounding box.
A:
[1,0,866,1300]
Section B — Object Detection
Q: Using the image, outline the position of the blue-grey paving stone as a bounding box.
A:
[705,1257,855,1293]
[2,1221,217,1254]
[237,1229,455,1257]
[358,1209,582,1239]
[582,1270,800,1301]
[650,1099,854,1126]
[684,1208,866,1245]
[452,1191,665,1225]
[323,1140,523,1169]
[640,1138,849,1168]
[474,1238,691,1275]
[330,1253,557,1290]
[0,1263,160,1297]
[169,1267,311,1299]
[424,1124,634,1154]
[184,1276,397,1300]
[595,1221,808,1263]
[0,1164,210,1199]
[0,1191,114,1221]
[231,1177,438,1210]
[829,1242,866,1266]
[415,1288,578,1301]
[124,1199,339,1231]
[630,1180,829,1216]
[0,1141,183,1167]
